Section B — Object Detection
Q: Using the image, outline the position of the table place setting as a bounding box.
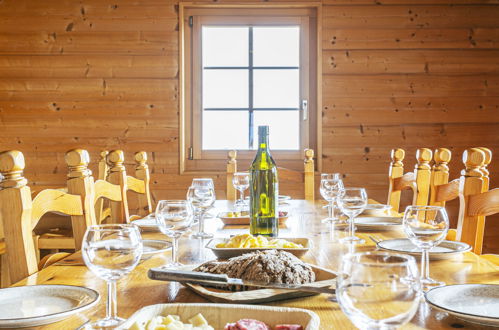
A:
[1,0,498,326]
[0,285,100,328]
[1,149,498,330]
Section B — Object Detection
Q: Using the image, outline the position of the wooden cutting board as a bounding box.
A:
[182,264,337,304]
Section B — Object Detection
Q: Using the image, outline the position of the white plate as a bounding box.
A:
[118,303,320,330]
[0,285,99,328]
[245,195,291,204]
[377,239,471,260]
[142,239,171,259]
[278,195,291,202]
[132,217,161,232]
[425,284,499,326]
[361,204,392,216]
[354,216,402,231]
[216,211,289,226]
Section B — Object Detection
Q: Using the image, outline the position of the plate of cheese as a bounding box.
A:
[118,303,319,330]
[206,234,310,259]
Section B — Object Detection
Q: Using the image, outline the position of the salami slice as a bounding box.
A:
[275,325,304,330]
[235,319,271,330]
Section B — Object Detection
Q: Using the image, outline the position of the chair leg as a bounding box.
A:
[0,253,10,288]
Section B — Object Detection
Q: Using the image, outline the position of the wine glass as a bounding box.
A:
[187,179,216,239]
[337,251,421,330]
[320,173,344,223]
[155,200,193,268]
[82,224,143,328]
[232,172,250,210]
[403,205,449,291]
[338,187,368,244]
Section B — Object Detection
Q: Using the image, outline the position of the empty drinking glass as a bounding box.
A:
[403,205,449,290]
[232,172,250,209]
[320,173,344,223]
[337,252,421,330]
[338,187,368,244]
[82,224,143,328]
[155,200,193,268]
[187,178,216,239]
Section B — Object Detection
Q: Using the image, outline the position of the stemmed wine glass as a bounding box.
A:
[82,224,143,329]
[337,252,421,329]
[320,173,344,223]
[403,205,449,291]
[187,178,216,239]
[232,172,250,210]
[338,187,368,244]
[155,200,193,268]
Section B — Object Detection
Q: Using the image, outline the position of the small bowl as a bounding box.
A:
[206,237,310,259]
[361,204,392,216]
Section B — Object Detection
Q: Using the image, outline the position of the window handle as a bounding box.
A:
[302,99,308,121]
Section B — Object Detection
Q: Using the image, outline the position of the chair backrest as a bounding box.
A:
[226,150,237,201]
[94,150,130,223]
[428,148,459,207]
[65,149,97,249]
[0,150,94,283]
[226,149,315,201]
[413,148,433,206]
[478,147,492,191]
[126,151,152,216]
[277,149,315,201]
[457,148,496,254]
[387,148,433,212]
[95,151,109,220]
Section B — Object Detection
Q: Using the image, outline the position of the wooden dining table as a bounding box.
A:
[10,200,499,329]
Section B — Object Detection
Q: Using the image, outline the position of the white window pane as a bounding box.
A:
[203,27,248,67]
[253,70,299,108]
[253,27,300,67]
[203,70,248,108]
[203,111,249,150]
[253,111,300,150]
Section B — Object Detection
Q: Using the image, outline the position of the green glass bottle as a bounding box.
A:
[249,125,279,237]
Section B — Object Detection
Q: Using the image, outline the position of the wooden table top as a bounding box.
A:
[11,200,499,330]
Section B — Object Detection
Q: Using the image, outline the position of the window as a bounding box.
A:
[180,5,321,173]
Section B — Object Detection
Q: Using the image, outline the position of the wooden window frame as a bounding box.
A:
[179,3,322,174]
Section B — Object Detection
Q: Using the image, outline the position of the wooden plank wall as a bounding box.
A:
[0,0,498,251]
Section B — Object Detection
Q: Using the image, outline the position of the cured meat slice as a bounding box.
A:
[235,319,271,330]
[224,323,239,330]
[275,325,304,330]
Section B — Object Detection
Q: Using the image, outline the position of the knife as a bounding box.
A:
[148,268,336,296]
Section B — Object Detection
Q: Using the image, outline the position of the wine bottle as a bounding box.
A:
[249,125,279,237]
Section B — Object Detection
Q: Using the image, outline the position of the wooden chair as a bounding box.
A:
[0,150,95,285]
[126,151,152,220]
[428,148,458,208]
[97,150,152,222]
[37,149,129,251]
[456,148,496,256]
[425,147,492,242]
[387,148,433,212]
[226,149,315,201]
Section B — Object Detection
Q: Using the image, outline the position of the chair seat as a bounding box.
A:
[38,228,75,250]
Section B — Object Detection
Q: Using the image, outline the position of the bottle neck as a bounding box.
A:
[258,134,269,151]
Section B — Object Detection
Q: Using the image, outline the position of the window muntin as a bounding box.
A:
[201,25,301,151]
